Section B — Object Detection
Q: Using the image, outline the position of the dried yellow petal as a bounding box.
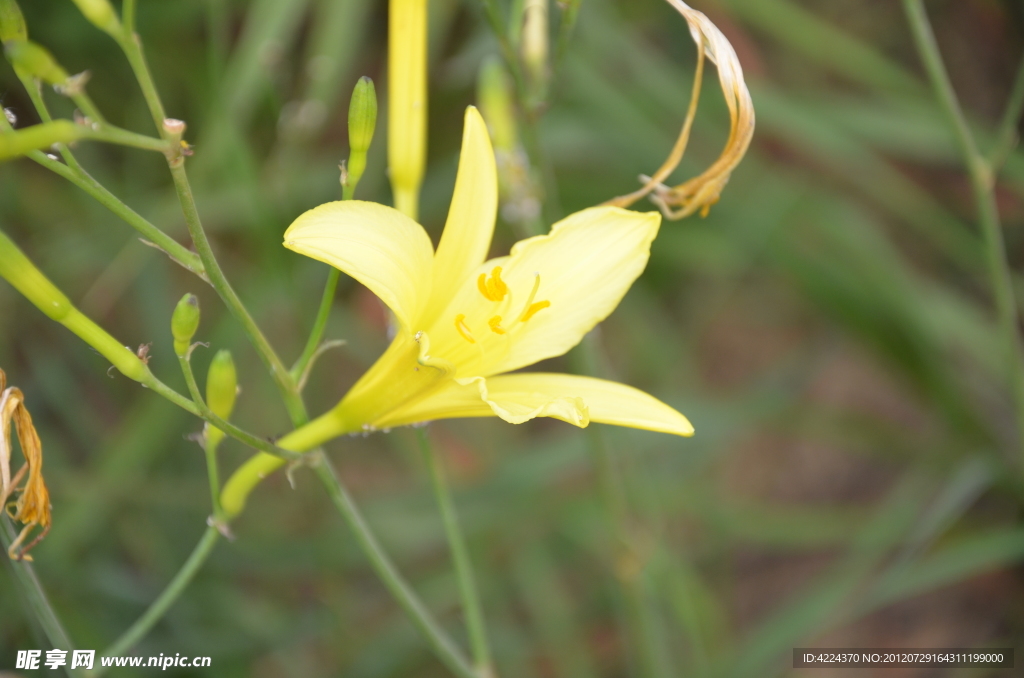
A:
[1,368,51,561]
[605,0,754,220]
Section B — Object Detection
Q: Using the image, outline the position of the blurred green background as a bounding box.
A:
[2,0,1024,676]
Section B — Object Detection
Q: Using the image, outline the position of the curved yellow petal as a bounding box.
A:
[284,200,434,331]
[426,206,660,377]
[378,372,693,437]
[425,107,499,324]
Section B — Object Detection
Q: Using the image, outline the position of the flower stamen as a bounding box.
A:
[521,301,550,322]
[488,316,506,334]
[477,266,508,301]
[516,273,550,323]
[454,314,476,343]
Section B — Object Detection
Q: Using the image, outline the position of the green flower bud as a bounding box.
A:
[344,76,377,199]
[205,350,237,450]
[69,0,121,38]
[348,76,377,156]
[0,0,27,43]
[4,40,68,85]
[171,293,200,356]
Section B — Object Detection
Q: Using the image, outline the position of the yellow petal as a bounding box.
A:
[425,107,499,323]
[427,206,660,377]
[284,200,434,330]
[378,372,693,436]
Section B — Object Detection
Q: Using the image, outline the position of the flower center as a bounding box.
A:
[453,271,550,344]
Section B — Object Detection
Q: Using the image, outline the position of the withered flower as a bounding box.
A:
[0,368,51,561]
[605,0,754,219]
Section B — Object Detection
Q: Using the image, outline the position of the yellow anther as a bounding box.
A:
[477,266,508,301]
[520,300,550,322]
[488,316,506,334]
[454,314,476,343]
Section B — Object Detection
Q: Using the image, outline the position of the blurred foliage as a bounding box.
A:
[1,0,1024,676]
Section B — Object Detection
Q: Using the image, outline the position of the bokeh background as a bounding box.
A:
[2,0,1024,676]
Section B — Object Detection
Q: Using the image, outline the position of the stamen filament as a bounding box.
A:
[454,314,476,343]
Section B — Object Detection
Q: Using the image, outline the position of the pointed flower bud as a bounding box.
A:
[204,350,237,450]
[69,0,121,38]
[388,0,427,219]
[349,76,377,156]
[0,0,27,43]
[344,76,377,199]
[3,40,68,85]
[171,293,200,356]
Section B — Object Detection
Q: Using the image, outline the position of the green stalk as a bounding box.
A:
[902,0,1024,468]
[0,77,201,275]
[0,119,170,160]
[115,31,168,129]
[290,268,340,385]
[115,23,310,425]
[417,429,494,677]
[166,160,309,425]
[122,0,137,33]
[1,518,80,678]
[990,53,1024,172]
[88,526,220,677]
[312,456,480,678]
[30,151,203,276]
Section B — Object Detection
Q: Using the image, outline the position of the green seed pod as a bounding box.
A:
[344,76,376,197]
[3,40,68,85]
[0,0,27,43]
[205,350,237,450]
[171,293,200,356]
[69,0,121,37]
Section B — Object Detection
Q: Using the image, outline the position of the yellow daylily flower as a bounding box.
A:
[220,106,691,517]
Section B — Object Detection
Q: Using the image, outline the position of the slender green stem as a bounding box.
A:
[555,0,584,65]
[117,8,313,428]
[0,117,172,159]
[990,53,1024,172]
[32,152,203,276]
[166,160,309,425]
[70,91,107,126]
[1,76,200,276]
[417,429,494,677]
[203,438,224,520]
[312,456,480,678]
[290,268,340,385]
[88,526,220,677]
[115,33,168,131]
[1,518,80,678]
[902,0,1024,467]
[176,354,302,462]
[123,0,138,34]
